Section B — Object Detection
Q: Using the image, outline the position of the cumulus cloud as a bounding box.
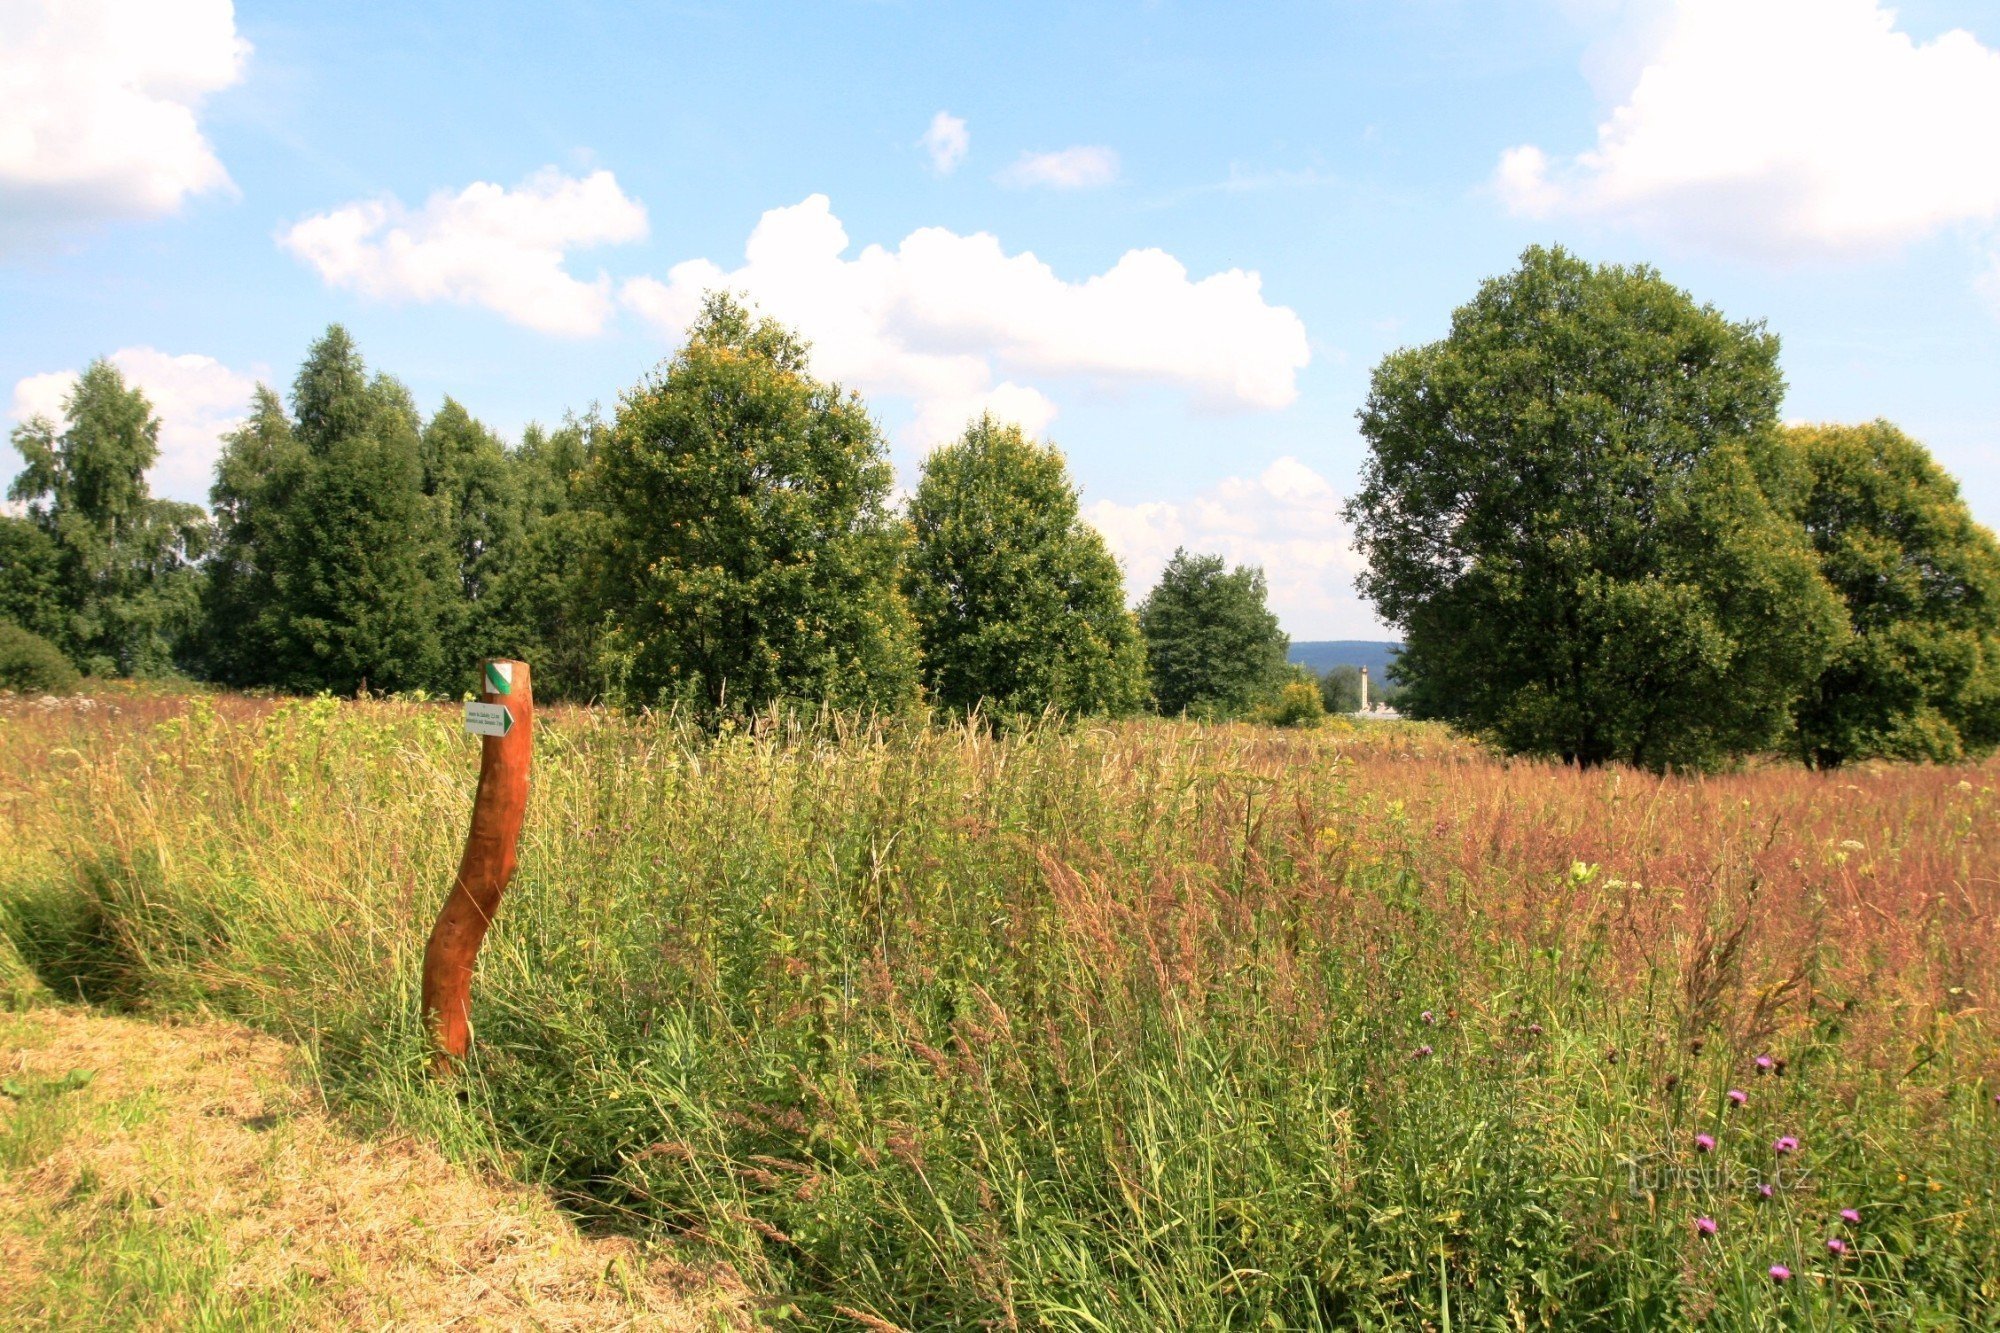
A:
[920,111,969,174]
[7,347,257,504]
[619,194,1307,446]
[1086,456,1383,638]
[0,0,249,240]
[999,146,1120,190]
[280,168,649,336]
[1496,0,2000,256]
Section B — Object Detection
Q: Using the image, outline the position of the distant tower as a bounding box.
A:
[1359,666,1369,712]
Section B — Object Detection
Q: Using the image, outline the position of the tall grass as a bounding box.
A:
[3,689,1997,1328]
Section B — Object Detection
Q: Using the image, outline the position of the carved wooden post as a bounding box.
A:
[423,659,532,1069]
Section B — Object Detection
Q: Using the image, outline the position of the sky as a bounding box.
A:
[4,0,2000,640]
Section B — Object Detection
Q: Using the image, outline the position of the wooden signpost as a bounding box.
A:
[422,658,533,1069]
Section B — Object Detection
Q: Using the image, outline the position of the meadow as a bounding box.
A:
[1,688,1996,1329]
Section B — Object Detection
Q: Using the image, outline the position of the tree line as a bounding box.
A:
[8,253,1997,772]
[2,294,1299,720]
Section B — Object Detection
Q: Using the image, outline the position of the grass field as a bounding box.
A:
[2,688,1997,1328]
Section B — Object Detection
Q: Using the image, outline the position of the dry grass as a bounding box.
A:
[0,1004,746,1330]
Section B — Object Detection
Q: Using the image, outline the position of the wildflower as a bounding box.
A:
[1758,1183,1775,1199]
[1727,1088,1748,1106]
[1694,1133,1716,1153]
[1664,1075,1680,1092]
[1421,1011,1436,1025]
[1774,1136,1799,1155]
[1694,1216,1718,1236]
[1605,1048,1620,1064]
[1528,1023,1543,1036]
[1755,1055,1774,1072]
[1840,1208,1860,1225]
[1826,1237,1847,1256]
[1690,1038,1705,1054]
[1413,1045,1433,1059]
[1769,1265,1792,1283]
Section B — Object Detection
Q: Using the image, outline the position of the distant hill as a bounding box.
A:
[1287,640,1402,678]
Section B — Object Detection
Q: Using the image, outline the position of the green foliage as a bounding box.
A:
[5,362,211,677]
[0,517,65,643]
[475,417,616,702]
[1785,422,2000,767]
[904,415,1147,718]
[1347,246,1845,770]
[420,397,524,670]
[1254,667,1326,727]
[0,623,79,695]
[201,329,458,695]
[1318,663,1364,714]
[1137,548,1289,717]
[595,293,920,716]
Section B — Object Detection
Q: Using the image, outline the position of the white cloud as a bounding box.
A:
[0,0,248,239]
[999,146,1120,190]
[619,194,1308,447]
[1496,0,2000,255]
[280,168,649,336]
[920,111,969,174]
[1086,456,1383,638]
[7,347,257,504]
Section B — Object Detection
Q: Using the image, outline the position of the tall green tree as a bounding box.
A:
[6,361,210,676]
[479,415,615,702]
[1136,549,1288,717]
[202,328,457,695]
[420,397,523,669]
[904,416,1146,718]
[1345,246,1845,770]
[1785,421,2000,766]
[595,293,919,716]
[199,385,306,686]
[0,515,65,643]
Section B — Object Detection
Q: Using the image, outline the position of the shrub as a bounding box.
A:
[1257,674,1326,728]
[0,623,80,695]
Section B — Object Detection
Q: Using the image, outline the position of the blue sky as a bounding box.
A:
[5,0,1999,637]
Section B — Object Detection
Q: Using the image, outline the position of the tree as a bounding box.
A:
[904,416,1146,718]
[1785,421,2000,766]
[478,415,615,702]
[0,515,65,643]
[1318,664,1363,714]
[1137,549,1289,717]
[199,385,306,686]
[595,293,919,716]
[1345,246,1845,770]
[6,360,210,676]
[201,328,457,694]
[420,397,523,669]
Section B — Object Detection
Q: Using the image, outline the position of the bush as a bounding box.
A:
[1257,675,1326,728]
[0,623,80,696]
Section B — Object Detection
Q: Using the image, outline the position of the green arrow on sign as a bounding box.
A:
[485,661,513,695]
[464,702,513,737]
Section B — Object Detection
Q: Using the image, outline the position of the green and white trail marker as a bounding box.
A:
[464,701,514,737]
[485,661,514,695]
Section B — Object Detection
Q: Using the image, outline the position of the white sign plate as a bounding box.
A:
[464,701,514,737]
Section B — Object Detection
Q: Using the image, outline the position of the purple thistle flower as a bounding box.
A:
[1774,1135,1799,1155]
[1413,1045,1433,1059]
[1840,1208,1861,1225]
[1694,1133,1716,1153]
[1528,1023,1543,1036]
[1727,1088,1748,1106]
[1755,1054,1774,1072]
[1769,1264,1792,1283]
[1758,1183,1775,1199]
[1826,1237,1848,1255]
[1694,1216,1718,1236]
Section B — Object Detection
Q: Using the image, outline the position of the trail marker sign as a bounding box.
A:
[464,701,514,737]
[485,661,513,695]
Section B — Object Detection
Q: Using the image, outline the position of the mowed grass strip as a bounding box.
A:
[1,688,1997,1328]
[0,995,745,1330]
